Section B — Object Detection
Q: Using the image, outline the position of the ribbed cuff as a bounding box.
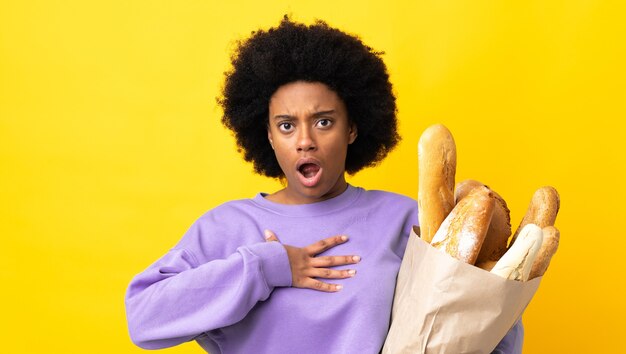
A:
[246,241,293,288]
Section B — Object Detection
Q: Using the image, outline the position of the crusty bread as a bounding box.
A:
[529,226,560,279]
[455,180,512,265]
[454,179,483,203]
[491,224,543,281]
[418,124,457,243]
[510,186,560,247]
[431,186,495,264]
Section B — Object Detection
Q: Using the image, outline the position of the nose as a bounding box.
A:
[296,126,316,152]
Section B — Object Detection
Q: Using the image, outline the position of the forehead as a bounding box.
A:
[269,81,346,114]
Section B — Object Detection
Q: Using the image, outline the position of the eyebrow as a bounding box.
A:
[272,110,336,120]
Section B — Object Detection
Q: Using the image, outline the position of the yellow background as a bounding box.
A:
[1,1,624,353]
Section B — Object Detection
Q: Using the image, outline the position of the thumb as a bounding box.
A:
[264,229,280,242]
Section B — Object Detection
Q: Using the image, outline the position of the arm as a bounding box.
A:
[491,319,524,354]
[125,221,359,349]
[124,222,292,349]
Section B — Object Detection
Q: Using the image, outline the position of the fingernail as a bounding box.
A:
[335,285,343,290]
[352,256,361,262]
[348,269,356,276]
[264,230,272,240]
[341,235,348,241]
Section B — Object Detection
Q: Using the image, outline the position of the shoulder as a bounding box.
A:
[189,197,269,238]
[174,197,266,260]
[196,197,258,223]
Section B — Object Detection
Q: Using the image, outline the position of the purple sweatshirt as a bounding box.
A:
[125,185,523,353]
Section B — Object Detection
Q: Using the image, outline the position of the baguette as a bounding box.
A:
[510,186,560,247]
[529,226,560,279]
[431,186,494,264]
[491,224,543,281]
[418,124,457,243]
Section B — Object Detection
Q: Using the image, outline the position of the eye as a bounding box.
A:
[278,122,293,132]
[316,119,332,128]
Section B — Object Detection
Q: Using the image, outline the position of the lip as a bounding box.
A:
[296,157,322,171]
[295,157,323,188]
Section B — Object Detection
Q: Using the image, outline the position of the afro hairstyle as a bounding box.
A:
[218,15,400,178]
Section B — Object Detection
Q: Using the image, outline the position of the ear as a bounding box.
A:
[348,122,358,145]
[267,129,274,150]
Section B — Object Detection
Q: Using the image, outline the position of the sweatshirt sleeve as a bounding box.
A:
[491,319,524,354]
[124,220,292,350]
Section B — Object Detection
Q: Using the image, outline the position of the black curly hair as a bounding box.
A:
[218,15,400,178]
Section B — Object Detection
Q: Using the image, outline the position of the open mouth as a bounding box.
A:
[298,163,320,178]
[296,159,323,187]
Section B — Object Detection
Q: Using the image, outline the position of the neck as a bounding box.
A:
[266,177,349,205]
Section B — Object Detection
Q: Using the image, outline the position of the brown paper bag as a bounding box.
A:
[382,226,542,354]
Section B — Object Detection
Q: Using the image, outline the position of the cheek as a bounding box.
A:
[327,141,350,168]
[272,145,291,168]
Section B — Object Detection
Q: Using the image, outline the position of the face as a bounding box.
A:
[267,81,357,204]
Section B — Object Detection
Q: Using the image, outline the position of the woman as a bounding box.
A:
[124,16,523,353]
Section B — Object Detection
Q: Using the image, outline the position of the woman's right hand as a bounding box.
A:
[264,229,360,292]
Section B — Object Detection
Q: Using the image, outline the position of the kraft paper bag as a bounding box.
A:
[382,226,542,354]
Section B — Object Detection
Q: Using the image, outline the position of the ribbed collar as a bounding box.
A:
[252,184,362,217]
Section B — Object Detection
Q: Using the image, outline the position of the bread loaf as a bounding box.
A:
[454,179,483,203]
[455,179,512,266]
[510,186,560,246]
[529,226,560,279]
[490,224,543,281]
[418,124,457,243]
[431,186,494,264]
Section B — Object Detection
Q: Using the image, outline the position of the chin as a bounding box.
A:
[285,171,345,203]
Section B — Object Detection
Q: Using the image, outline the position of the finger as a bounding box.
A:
[310,255,361,268]
[264,229,280,242]
[305,235,349,256]
[305,268,356,279]
[302,278,343,293]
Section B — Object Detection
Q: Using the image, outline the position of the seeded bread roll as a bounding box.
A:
[491,224,543,281]
[529,226,560,279]
[431,186,495,264]
[510,186,560,247]
[418,124,457,243]
[455,180,512,267]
